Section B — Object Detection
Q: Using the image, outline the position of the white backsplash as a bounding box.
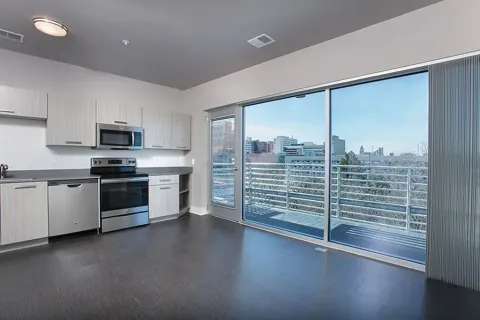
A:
[0,117,186,170]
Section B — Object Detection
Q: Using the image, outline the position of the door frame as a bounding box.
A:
[207,105,243,222]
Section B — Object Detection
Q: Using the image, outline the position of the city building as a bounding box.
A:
[245,137,253,154]
[267,141,274,153]
[332,135,346,156]
[273,136,298,154]
[360,145,365,154]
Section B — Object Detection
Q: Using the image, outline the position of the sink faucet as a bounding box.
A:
[0,164,8,179]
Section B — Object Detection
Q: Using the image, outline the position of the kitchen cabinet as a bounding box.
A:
[46,94,97,147]
[149,175,179,219]
[0,85,47,119]
[143,108,172,149]
[171,113,191,150]
[1,182,48,245]
[97,101,142,127]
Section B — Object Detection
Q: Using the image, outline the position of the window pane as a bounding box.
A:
[244,91,325,239]
[329,72,428,264]
[211,118,235,207]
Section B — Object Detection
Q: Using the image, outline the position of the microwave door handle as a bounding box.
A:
[132,131,135,148]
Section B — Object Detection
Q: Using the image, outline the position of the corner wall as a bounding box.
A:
[0,49,186,169]
[183,0,480,213]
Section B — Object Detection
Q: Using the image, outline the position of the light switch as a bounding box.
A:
[191,158,195,165]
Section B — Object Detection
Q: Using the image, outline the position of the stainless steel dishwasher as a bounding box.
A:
[48,179,99,237]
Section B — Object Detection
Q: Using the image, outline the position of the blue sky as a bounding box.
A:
[244,72,428,155]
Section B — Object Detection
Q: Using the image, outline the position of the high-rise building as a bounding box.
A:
[360,145,365,154]
[267,141,274,153]
[273,136,298,154]
[332,135,346,156]
[245,137,253,154]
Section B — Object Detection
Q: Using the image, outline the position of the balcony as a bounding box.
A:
[213,162,427,264]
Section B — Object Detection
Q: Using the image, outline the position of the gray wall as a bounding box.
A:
[427,55,480,291]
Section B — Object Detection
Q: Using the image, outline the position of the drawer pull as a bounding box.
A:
[65,141,82,145]
[159,179,171,182]
[159,186,171,190]
[152,145,164,148]
[0,109,15,113]
[67,184,82,188]
[114,121,128,124]
[177,146,187,149]
[15,185,37,190]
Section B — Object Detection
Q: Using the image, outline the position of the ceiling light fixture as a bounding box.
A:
[32,18,68,37]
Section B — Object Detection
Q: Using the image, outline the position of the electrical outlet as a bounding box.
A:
[53,156,60,165]
[191,158,195,165]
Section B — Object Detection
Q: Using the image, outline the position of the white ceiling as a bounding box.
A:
[0,0,442,89]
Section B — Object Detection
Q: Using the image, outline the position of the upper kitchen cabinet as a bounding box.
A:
[143,108,172,149]
[0,85,47,120]
[97,101,142,127]
[46,94,97,147]
[171,113,191,150]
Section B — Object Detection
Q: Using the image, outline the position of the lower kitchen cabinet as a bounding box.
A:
[0,182,48,245]
[149,180,179,219]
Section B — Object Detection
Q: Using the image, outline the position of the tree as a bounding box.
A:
[340,151,364,179]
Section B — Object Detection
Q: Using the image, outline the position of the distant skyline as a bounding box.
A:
[244,72,428,155]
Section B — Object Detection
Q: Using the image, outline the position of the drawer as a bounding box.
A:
[149,175,179,186]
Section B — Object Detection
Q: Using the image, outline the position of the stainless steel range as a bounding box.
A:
[91,157,149,233]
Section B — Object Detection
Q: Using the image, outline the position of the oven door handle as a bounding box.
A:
[101,177,149,184]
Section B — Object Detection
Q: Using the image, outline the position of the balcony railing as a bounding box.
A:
[212,163,427,233]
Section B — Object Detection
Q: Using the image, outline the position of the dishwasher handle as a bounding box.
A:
[48,179,97,187]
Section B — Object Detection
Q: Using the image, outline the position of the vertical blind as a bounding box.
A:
[427,55,480,291]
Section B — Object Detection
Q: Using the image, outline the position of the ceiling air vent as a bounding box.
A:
[247,33,275,48]
[0,28,24,43]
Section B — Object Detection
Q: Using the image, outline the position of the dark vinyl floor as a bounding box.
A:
[0,214,479,319]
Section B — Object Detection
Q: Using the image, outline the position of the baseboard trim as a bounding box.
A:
[0,238,48,255]
[150,215,179,224]
[190,206,208,216]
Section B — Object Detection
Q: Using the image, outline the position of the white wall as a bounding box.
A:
[183,0,480,212]
[0,48,186,170]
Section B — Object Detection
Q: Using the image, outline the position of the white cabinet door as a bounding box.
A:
[143,108,172,149]
[0,182,48,245]
[46,94,96,146]
[171,113,191,150]
[97,101,142,127]
[0,86,47,119]
[149,184,179,219]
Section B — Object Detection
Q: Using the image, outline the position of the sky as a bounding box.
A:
[244,72,428,155]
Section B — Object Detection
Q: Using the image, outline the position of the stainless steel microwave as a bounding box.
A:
[95,123,143,150]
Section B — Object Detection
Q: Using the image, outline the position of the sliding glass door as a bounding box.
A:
[243,92,326,239]
[328,72,428,264]
[208,71,428,265]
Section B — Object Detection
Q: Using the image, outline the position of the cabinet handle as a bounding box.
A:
[0,109,15,113]
[67,184,82,188]
[177,146,187,149]
[152,145,164,148]
[15,185,37,190]
[114,121,128,124]
[65,141,82,145]
[159,186,171,190]
[159,179,171,182]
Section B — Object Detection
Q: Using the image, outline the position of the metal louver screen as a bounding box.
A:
[426,55,480,291]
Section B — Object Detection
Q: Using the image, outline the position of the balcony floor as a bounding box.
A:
[244,205,426,264]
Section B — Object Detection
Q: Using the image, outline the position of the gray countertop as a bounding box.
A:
[0,167,193,183]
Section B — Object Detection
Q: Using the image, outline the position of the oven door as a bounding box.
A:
[96,123,143,150]
[100,177,149,218]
